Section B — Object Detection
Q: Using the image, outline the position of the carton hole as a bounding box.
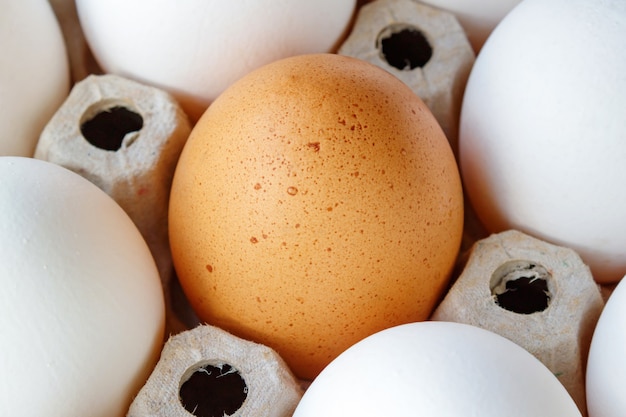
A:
[80,103,143,151]
[376,23,432,70]
[490,260,552,314]
[179,363,248,417]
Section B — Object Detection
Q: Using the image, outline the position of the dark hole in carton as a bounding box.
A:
[179,363,248,417]
[490,261,552,314]
[80,106,143,151]
[377,24,432,70]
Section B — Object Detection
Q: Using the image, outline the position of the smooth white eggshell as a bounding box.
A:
[459,0,626,284]
[417,0,522,51]
[0,157,165,417]
[293,321,582,417]
[586,277,626,417]
[75,0,356,120]
[0,0,70,156]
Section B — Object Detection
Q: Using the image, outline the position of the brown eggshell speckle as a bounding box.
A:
[169,53,464,380]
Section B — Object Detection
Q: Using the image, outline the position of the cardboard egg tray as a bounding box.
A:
[31,0,619,416]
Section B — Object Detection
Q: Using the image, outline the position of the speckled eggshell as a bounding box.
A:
[169,53,464,380]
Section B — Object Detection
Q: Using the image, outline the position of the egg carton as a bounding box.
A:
[3,0,622,416]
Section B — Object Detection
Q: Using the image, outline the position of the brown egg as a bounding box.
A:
[169,53,463,380]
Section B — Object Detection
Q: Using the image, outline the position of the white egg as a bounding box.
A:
[0,0,70,156]
[0,157,165,417]
[75,0,356,120]
[586,278,626,417]
[417,0,522,51]
[293,321,582,417]
[459,0,626,284]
